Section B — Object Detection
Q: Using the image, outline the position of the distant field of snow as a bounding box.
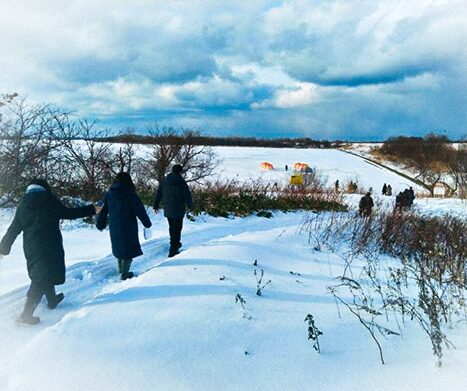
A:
[0,147,465,391]
[210,146,426,196]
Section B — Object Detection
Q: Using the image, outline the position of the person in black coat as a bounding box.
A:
[359,192,374,217]
[153,164,193,258]
[386,184,392,196]
[0,179,98,325]
[407,187,415,207]
[96,172,151,280]
[395,191,403,211]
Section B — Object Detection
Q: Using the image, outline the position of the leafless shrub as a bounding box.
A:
[191,178,346,217]
[329,278,399,365]
[304,314,323,353]
[254,268,271,296]
[302,209,466,365]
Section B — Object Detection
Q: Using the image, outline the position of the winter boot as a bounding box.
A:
[121,271,134,280]
[121,259,134,280]
[17,297,40,325]
[168,248,180,258]
[47,293,65,309]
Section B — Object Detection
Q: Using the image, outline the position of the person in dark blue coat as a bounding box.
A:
[152,164,193,258]
[0,179,98,325]
[96,172,151,280]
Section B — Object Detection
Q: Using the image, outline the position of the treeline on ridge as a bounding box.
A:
[101,132,344,149]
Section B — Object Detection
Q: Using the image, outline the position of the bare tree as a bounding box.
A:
[143,125,218,183]
[447,141,467,198]
[115,140,137,174]
[379,134,459,196]
[0,96,68,203]
[175,129,219,183]
[52,117,118,200]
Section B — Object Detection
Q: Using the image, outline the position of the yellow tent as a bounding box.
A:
[290,174,303,185]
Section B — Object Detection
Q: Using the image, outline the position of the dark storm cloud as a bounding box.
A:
[0,0,465,140]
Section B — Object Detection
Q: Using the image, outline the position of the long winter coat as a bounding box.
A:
[0,191,95,285]
[96,183,151,259]
[359,195,374,215]
[152,173,193,219]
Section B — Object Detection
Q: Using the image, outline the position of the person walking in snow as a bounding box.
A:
[359,192,374,217]
[152,164,193,258]
[0,179,98,325]
[96,172,151,280]
[386,184,392,196]
[382,183,387,195]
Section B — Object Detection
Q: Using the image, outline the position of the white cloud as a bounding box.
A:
[253,82,320,109]
[274,83,320,108]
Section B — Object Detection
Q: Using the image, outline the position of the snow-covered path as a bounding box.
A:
[1,212,466,391]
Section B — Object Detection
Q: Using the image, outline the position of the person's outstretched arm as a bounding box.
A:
[53,196,96,220]
[0,213,23,256]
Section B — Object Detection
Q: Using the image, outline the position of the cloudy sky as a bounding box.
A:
[1,0,466,140]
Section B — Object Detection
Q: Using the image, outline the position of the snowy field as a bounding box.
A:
[0,148,466,391]
[205,146,427,196]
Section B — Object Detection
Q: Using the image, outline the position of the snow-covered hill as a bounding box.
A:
[0,148,465,391]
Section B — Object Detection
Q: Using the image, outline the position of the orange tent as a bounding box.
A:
[260,162,274,170]
[294,162,309,171]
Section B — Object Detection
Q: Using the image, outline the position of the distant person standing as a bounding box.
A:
[285,164,288,172]
[408,187,415,207]
[153,165,193,258]
[0,179,98,325]
[386,184,392,196]
[382,183,387,195]
[402,189,410,208]
[359,192,374,217]
[395,191,403,211]
[96,172,152,280]
[335,180,339,192]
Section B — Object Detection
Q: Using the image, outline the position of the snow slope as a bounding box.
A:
[1,212,466,391]
[0,148,465,391]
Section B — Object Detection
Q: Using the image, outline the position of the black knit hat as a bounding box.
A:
[28,178,51,192]
[113,172,136,191]
[172,164,183,174]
